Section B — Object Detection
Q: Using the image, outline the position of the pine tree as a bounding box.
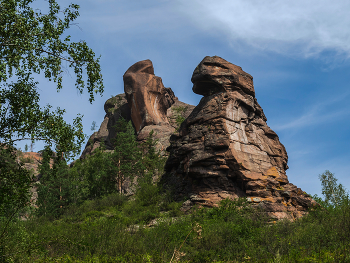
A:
[81,145,117,199]
[140,130,166,184]
[36,147,71,218]
[134,130,166,206]
[111,118,143,194]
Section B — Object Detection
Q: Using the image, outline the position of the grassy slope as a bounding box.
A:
[2,183,350,263]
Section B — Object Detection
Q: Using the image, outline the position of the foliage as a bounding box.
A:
[316,170,349,208]
[3,182,350,262]
[19,156,34,164]
[140,130,166,181]
[0,146,31,248]
[0,0,103,155]
[36,147,75,219]
[0,0,103,100]
[4,91,350,263]
[171,106,187,130]
[37,144,120,220]
[111,117,143,193]
[70,145,119,200]
[36,119,164,219]
[0,1,103,256]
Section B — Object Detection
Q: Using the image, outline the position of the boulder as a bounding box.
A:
[164,56,317,220]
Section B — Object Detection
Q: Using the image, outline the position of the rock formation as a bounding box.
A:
[79,57,315,220]
[164,56,316,220]
[123,59,173,133]
[80,94,132,159]
[80,60,194,158]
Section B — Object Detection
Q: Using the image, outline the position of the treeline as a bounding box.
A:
[36,118,166,219]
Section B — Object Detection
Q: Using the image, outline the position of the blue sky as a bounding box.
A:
[19,0,350,196]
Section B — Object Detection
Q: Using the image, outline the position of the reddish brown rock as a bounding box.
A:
[123,60,173,133]
[164,56,316,220]
[80,60,193,159]
[19,152,43,178]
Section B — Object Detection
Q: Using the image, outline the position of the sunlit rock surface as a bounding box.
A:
[164,56,316,220]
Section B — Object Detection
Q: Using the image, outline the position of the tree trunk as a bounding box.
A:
[118,159,122,194]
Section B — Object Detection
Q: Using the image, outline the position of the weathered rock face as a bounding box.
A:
[164,56,316,220]
[80,94,132,159]
[122,60,195,154]
[123,60,173,133]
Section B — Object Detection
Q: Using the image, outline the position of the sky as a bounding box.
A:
[17,0,350,197]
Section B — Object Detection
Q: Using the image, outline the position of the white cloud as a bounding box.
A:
[180,0,350,58]
[273,109,347,131]
[64,0,350,60]
[272,91,350,131]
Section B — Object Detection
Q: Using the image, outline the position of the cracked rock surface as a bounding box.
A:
[164,56,317,220]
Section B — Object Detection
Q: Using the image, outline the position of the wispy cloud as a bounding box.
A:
[273,108,348,131]
[272,91,350,131]
[69,0,350,60]
[179,0,350,59]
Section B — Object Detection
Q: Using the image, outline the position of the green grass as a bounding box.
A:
[1,185,350,262]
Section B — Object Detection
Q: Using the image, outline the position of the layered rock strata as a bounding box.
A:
[164,56,316,220]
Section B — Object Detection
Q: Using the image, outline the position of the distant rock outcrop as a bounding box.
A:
[164,56,316,220]
[80,94,132,159]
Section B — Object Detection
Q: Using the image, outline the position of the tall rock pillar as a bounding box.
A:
[164,56,316,220]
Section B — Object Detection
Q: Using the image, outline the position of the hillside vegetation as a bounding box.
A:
[1,121,350,262]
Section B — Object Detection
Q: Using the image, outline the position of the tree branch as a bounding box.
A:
[1,43,77,63]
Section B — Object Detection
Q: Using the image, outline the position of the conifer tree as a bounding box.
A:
[111,118,143,193]
[0,146,31,241]
[36,147,72,218]
[140,130,166,183]
[78,144,117,199]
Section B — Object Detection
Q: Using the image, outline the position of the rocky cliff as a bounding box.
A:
[163,56,317,220]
